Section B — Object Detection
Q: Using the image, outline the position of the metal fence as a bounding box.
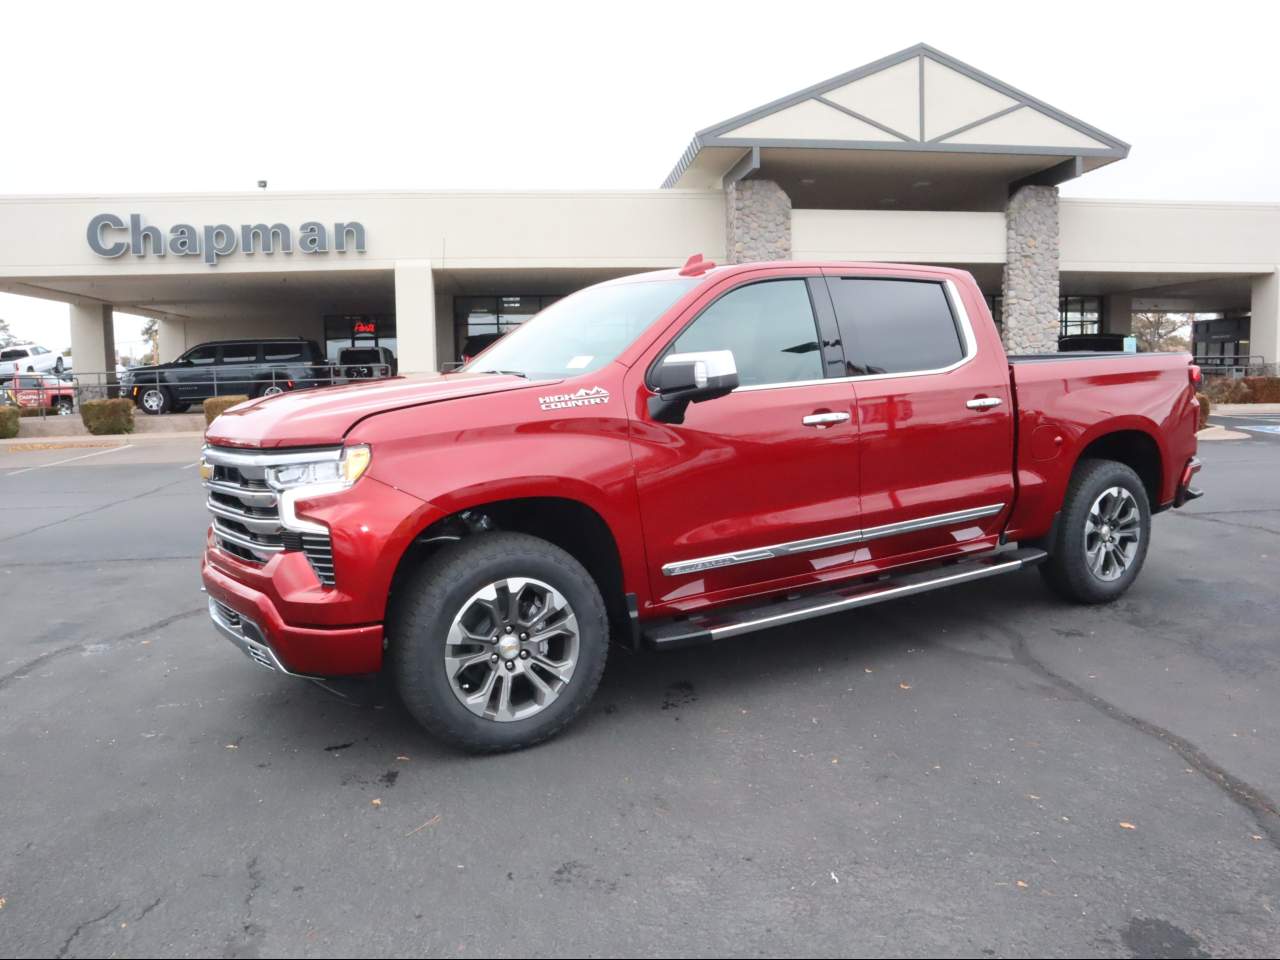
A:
[2,362,396,420]
[1193,355,1276,378]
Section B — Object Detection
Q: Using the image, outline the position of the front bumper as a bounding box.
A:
[202,551,383,676]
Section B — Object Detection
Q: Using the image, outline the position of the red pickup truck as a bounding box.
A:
[201,259,1203,752]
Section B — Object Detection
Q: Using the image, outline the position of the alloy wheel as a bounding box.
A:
[1084,486,1141,582]
[444,577,580,722]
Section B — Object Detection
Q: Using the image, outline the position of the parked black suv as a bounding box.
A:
[121,339,335,415]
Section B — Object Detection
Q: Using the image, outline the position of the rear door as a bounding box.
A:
[217,342,261,396]
[823,271,1014,562]
[629,270,863,611]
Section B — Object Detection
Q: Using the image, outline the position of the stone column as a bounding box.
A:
[1251,269,1279,372]
[394,260,438,374]
[1001,185,1060,354]
[725,179,791,264]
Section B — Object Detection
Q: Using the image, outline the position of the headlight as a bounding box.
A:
[267,444,371,491]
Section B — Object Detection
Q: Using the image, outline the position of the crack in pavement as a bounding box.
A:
[1171,512,1280,537]
[225,855,268,958]
[0,474,193,545]
[0,555,201,569]
[0,607,204,692]
[987,615,1280,852]
[57,902,120,958]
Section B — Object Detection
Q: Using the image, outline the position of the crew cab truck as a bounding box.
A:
[201,259,1203,752]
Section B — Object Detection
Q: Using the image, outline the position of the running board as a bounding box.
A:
[643,547,1047,650]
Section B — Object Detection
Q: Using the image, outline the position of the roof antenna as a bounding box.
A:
[678,253,716,277]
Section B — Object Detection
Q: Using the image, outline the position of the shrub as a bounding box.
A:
[0,406,17,439]
[1203,377,1252,405]
[80,398,135,435]
[1195,392,1211,430]
[204,394,250,425]
[1242,377,1280,403]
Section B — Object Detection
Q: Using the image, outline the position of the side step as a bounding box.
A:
[643,547,1047,650]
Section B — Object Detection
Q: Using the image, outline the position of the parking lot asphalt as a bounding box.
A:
[0,431,1277,958]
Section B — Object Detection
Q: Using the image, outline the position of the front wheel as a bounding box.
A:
[54,397,74,416]
[389,532,609,753]
[1040,458,1151,604]
[137,385,171,415]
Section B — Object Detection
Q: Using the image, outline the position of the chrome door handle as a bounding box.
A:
[802,412,851,428]
[965,397,1003,410]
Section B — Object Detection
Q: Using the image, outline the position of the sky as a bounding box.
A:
[1,0,1275,350]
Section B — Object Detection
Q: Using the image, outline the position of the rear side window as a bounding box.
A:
[1,349,28,360]
[264,343,305,362]
[671,279,822,387]
[828,278,964,375]
[220,344,259,365]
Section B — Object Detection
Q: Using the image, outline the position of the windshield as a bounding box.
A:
[463,277,698,379]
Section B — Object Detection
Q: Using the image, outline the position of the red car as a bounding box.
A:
[5,372,76,416]
[202,259,1202,752]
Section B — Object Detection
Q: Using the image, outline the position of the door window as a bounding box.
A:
[827,278,964,376]
[670,279,823,387]
[219,344,259,365]
[183,345,218,365]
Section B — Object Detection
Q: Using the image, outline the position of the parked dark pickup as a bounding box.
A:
[121,338,336,414]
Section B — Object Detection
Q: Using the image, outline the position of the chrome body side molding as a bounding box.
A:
[661,503,1005,577]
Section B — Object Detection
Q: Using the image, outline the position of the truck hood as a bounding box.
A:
[203,372,546,449]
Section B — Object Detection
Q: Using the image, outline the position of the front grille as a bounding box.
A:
[204,446,336,587]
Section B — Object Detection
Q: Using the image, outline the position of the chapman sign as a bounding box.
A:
[87,214,367,267]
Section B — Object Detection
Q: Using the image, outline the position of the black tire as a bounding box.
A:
[389,532,609,753]
[54,397,74,416]
[54,356,64,373]
[1039,458,1151,604]
[253,380,288,399]
[137,384,171,415]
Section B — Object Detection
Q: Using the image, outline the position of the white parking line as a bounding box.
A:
[181,460,201,470]
[3,444,135,477]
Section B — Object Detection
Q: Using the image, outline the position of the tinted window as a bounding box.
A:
[828,278,964,375]
[220,344,258,365]
[32,346,48,355]
[1,349,28,360]
[264,343,305,362]
[184,345,218,365]
[671,279,822,387]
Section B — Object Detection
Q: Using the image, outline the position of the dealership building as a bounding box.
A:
[1,43,1277,376]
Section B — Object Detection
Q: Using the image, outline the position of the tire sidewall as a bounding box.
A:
[1055,460,1151,603]
[139,386,168,415]
[392,534,609,752]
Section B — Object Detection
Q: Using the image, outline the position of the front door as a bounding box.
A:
[822,271,1015,563]
[628,271,862,613]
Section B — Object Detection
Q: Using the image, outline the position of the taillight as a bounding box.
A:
[1188,364,1202,385]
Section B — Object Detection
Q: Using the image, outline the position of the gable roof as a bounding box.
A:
[663,43,1129,189]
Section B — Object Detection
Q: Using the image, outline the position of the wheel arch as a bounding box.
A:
[1070,423,1165,509]
[388,493,634,645]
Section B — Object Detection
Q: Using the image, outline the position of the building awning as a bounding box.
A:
[663,44,1129,209]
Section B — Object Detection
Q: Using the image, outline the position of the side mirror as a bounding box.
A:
[649,350,739,424]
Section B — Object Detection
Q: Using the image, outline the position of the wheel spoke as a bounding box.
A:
[444,576,580,723]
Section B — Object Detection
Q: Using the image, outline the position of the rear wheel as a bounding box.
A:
[1040,458,1151,604]
[138,385,170,415]
[389,532,609,753]
[54,397,74,416]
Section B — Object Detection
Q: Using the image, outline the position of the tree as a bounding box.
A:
[1131,312,1190,353]
[141,317,159,364]
[0,317,15,347]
